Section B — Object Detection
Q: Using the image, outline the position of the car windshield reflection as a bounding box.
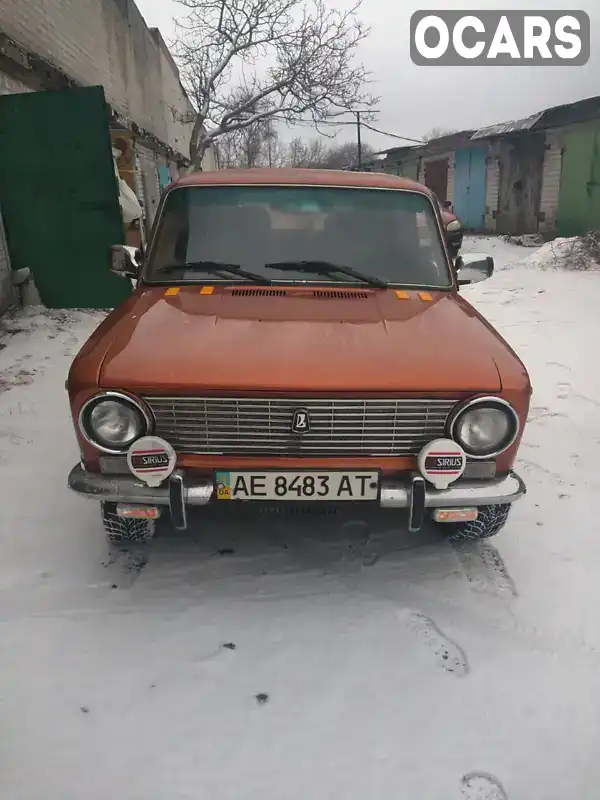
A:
[146,185,453,288]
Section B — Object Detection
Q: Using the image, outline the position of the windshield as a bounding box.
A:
[145,185,452,288]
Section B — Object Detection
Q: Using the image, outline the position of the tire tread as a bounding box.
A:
[101,502,155,544]
[447,503,511,542]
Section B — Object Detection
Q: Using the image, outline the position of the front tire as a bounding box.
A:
[101,502,156,544]
[445,504,511,542]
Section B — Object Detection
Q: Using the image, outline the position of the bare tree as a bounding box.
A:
[279,137,373,169]
[320,140,375,169]
[284,136,328,167]
[216,118,288,168]
[422,127,457,142]
[172,0,376,168]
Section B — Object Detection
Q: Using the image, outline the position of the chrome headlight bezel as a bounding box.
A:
[78,392,152,454]
[446,219,462,233]
[447,397,520,460]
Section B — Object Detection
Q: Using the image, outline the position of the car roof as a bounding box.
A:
[172,167,434,197]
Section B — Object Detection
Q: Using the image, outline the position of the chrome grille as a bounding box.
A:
[143,397,457,457]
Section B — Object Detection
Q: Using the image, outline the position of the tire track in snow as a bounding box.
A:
[401,610,469,676]
[452,541,517,600]
[460,771,508,799]
[102,544,150,589]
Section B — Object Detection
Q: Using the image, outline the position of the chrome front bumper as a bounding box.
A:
[68,464,525,531]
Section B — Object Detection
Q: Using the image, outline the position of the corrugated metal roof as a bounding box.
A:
[376,145,419,157]
[532,94,600,131]
[471,112,544,139]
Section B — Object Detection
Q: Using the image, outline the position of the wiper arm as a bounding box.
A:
[264,260,388,289]
[158,261,271,284]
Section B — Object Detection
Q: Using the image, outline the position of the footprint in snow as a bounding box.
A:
[460,772,507,799]
[403,611,469,676]
[547,361,572,373]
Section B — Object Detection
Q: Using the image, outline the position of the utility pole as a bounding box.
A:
[356,110,362,170]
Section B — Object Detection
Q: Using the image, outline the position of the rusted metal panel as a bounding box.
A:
[495,134,546,234]
[472,112,544,140]
[423,158,449,202]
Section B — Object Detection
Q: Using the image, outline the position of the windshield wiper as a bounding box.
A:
[157,260,271,284]
[264,260,388,289]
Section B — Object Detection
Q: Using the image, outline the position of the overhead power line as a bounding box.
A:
[293,117,424,144]
[359,122,425,144]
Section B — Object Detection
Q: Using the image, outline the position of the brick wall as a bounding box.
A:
[484,142,501,232]
[446,155,454,205]
[0,0,193,154]
[538,132,563,235]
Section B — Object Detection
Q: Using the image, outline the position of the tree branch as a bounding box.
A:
[172,0,377,167]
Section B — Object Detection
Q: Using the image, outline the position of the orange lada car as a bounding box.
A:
[67,169,530,544]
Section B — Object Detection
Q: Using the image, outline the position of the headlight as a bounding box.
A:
[446,219,462,232]
[449,398,519,459]
[79,393,150,453]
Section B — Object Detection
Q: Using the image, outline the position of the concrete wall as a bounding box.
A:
[0,71,32,96]
[0,0,192,154]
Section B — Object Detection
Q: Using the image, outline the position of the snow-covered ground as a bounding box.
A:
[1,237,600,799]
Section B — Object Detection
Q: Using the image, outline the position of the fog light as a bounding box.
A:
[116,504,161,520]
[433,508,478,523]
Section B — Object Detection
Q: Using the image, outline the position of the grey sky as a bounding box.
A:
[135,0,600,151]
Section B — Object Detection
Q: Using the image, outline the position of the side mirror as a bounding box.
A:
[455,253,494,286]
[110,245,142,279]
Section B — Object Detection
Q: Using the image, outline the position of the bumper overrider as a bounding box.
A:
[68,463,526,533]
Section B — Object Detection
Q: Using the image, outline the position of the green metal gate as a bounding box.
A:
[0,85,132,308]
[557,123,600,237]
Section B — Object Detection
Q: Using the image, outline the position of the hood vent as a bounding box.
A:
[230,288,288,297]
[228,288,370,299]
[312,290,369,299]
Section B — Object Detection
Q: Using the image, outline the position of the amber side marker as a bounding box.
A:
[395,290,409,300]
[418,291,433,302]
[116,504,161,520]
[433,508,478,523]
[200,285,214,295]
[164,287,180,296]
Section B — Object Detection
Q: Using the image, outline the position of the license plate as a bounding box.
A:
[215,471,379,501]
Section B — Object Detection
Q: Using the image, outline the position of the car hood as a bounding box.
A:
[96,286,503,393]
